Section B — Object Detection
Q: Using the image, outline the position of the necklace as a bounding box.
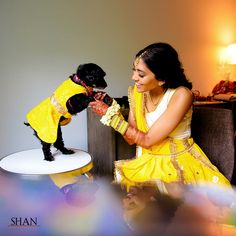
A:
[148,92,163,106]
[144,90,166,113]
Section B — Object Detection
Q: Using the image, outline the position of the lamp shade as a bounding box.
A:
[226,43,236,64]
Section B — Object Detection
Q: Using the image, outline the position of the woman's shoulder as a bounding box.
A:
[165,87,192,103]
[167,86,193,108]
[128,85,134,94]
[128,85,135,113]
[172,86,193,99]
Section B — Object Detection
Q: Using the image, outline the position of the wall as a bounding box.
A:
[0,0,235,157]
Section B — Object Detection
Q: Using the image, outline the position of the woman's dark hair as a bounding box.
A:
[136,43,192,89]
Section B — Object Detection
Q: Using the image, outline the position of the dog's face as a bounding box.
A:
[76,63,107,89]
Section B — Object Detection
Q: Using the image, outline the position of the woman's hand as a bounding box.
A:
[93,91,113,106]
[93,91,107,101]
[89,100,109,116]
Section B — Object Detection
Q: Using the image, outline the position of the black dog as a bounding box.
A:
[25,63,112,161]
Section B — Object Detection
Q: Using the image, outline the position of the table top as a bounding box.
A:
[193,101,226,105]
[0,148,92,175]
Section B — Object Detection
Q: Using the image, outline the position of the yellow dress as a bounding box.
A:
[26,79,87,143]
[114,85,231,191]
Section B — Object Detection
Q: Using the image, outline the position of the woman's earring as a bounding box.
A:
[158,81,165,86]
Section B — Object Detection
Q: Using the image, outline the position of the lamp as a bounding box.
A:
[215,44,236,99]
[226,43,236,64]
[225,43,236,80]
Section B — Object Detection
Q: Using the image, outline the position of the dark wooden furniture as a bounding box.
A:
[193,100,236,132]
[191,106,235,181]
[193,100,236,184]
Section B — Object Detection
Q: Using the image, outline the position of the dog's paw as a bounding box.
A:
[44,156,55,161]
[61,148,75,155]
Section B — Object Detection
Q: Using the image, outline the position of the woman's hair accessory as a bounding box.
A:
[135,50,149,66]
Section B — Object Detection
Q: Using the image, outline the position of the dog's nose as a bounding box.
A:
[96,85,107,89]
[101,81,108,89]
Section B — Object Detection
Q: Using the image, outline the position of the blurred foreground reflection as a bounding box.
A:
[120,184,236,236]
[0,171,235,236]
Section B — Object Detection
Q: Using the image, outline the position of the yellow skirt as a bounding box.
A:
[114,138,231,191]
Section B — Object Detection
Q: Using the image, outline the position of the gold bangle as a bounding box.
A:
[110,114,129,135]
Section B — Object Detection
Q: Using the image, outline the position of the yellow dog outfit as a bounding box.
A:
[26,78,87,143]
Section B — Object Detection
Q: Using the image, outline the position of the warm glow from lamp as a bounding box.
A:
[226,43,236,64]
[218,43,236,80]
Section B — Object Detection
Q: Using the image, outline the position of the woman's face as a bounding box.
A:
[132,58,160,93]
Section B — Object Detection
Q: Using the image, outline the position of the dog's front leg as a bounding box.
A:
[53,125,75,155]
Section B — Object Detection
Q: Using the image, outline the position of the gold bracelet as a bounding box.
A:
[110,114,129,135]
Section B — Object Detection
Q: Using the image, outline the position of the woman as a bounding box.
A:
[90,42,231,194]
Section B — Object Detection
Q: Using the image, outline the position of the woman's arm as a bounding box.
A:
[122,108,137,145]
[124,87,193,148]
[90,87,193,148]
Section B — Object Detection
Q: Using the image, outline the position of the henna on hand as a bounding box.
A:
[93,91,113,106]
[124,126,146,146]
[93,91,107,100]
[89,100,109,116]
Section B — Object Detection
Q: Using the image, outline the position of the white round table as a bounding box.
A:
[0,148,93,175]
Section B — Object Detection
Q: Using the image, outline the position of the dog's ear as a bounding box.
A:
[76,63,107,89]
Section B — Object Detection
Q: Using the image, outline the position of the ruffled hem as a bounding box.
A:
[114,141,231,192]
